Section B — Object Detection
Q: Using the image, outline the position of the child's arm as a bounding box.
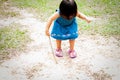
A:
[77,11,91,23]
[45,12,60,36]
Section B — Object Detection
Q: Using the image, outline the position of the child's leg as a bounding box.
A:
[69,40,75,50]
[68,40,76,58]
[56,40,62,49]
[55,40,63,57]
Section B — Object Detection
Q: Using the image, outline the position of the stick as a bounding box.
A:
[48,37,58,64]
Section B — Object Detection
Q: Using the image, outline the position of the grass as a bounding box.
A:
[0,0,20,18]
[76,0,120,36]
[9,0,120,36]
[0,0,31,60]
[0,23,30,58]
[10,0,61,21]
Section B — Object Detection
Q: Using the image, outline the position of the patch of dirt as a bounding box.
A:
[0,5,120,80]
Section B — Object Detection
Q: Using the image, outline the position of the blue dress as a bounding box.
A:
[51,15,78,40]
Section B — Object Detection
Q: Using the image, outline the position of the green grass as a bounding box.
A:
[0,0,31,60]
[9,0,120,36]
[0,24,30,58]
[76,0,120,36]
[10,0,61,21]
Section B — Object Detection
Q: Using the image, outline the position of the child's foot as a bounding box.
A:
[68,50,77,58]
[55,49,63,57]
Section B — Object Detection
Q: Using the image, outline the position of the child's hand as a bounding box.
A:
[45,30,50,36]
[87,19,91,23]
[86,17,92,23]
[86,17,96,23]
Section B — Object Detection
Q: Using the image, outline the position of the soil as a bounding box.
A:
[0,7,120,80]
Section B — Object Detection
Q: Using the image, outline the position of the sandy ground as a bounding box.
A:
[0,7,120,80]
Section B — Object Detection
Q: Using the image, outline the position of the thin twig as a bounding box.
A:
[48,37,58,64]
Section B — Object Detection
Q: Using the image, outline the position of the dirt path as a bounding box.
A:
[0,7,120,80]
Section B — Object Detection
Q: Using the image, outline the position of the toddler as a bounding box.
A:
[45,0,91,58]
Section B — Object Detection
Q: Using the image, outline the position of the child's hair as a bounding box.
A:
[59,0,77,19]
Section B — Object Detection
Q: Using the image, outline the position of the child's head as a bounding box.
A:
[59,0,77,20]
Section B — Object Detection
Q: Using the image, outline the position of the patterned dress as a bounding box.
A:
[51,14,78,40]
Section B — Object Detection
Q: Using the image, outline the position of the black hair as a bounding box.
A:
[59,0,77,19]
